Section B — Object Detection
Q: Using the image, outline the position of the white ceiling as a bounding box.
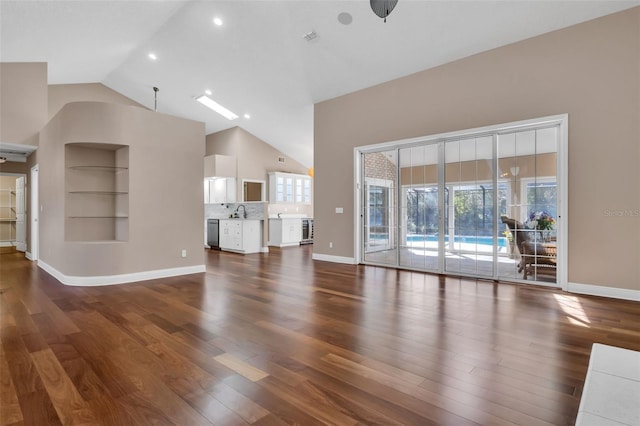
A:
[2,1,638,167]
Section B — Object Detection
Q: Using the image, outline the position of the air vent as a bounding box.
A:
[278,156,286,163]
[303,31,318,42]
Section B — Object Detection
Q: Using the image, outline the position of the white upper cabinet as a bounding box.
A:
[268,172,312,204]
[204,177,236,204]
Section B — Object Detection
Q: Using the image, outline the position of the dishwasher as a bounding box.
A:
[207,219,220,249]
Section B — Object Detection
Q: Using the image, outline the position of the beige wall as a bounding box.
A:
[0,63,48,145]
[38,101,205,276]
[314,7,639,290]
[48,83,146,119]
[206,126,310,201]
[16,83,144,256]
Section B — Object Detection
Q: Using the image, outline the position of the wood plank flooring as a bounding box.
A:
[1,245,639,425]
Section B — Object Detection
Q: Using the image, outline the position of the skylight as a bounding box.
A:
[196,95,238,120]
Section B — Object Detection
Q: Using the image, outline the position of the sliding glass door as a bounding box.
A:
[362,150,397,265]
[443,136,496,277]
[358,118,563,286]
[399,144,441,272]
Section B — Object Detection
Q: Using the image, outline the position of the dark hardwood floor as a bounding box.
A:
[1,245,639,425]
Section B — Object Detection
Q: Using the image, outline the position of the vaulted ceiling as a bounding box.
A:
[2,1,638,167]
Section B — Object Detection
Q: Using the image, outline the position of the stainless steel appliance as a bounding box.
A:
[207,219,220,249]
[301,218,314,245]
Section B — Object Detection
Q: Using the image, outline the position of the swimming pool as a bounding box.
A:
[406,234,508,248]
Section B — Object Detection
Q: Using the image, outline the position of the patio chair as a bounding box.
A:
[520,240,557,280]
[500,215,557,279]
[500,216,531,263]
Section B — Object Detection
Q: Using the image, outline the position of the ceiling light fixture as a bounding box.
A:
[370,0,398,23]
[196,95,238,120]
[244,114,251,119]
[153,86,159,112]
[337,12,353,25]
[205,89,212,95]
[148,52,157,60]
[213,17,223,26]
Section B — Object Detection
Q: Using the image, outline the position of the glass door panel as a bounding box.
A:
[444,136,495,277]
[363,150,398,265]
[399,144,440,271]
[497,127,558,284]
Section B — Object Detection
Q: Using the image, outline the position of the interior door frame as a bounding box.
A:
[354,114,568,290]
[30,164,39,261]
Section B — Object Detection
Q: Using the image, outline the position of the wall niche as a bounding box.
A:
[65,143,129,242]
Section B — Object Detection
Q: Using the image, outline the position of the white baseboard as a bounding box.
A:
[25,251,33,260]
[0,241,13,247]
[270,242,299,248]
[37,260,206,287]
[568,282,640,302]
[312,253,356,265]
[261,246,269,253]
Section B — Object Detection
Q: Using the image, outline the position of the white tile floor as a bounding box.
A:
[576,344,640,426]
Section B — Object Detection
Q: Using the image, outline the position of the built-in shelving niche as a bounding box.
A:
[65,143,129,242]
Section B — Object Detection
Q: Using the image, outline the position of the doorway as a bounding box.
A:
[0,173,27,253]
[356,115,567,288]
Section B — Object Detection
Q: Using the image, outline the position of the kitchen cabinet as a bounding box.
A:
[205,177,236,203]
[269,218,302,247]
[219,219,261,254]
[268,172,312,204]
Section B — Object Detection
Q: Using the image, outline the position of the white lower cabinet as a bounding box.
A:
[219,220,261,254]
[268,218,302,247]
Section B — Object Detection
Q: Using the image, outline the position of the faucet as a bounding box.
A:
[234,204,247,219]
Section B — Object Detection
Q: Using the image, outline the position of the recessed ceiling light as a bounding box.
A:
[196,95,238,120]
[148,52,157,60]
[205,89,212,95]
[338,12,353,25]
[244,114,251,119]
[213,17,223,26]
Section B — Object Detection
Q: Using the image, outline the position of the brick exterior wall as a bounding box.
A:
[364,152,396,182]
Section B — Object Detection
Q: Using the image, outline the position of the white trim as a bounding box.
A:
[260,246,269,253]
[353,149,362,267]
[270,242,299,248]
[30,164,39,261]
[37,260,206,287]
[241,178,266,202]
[25,251,33,260]
[312,253,356,265]
[0,241,12,247]
[568,282,640,302]
[558,115,569,292]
